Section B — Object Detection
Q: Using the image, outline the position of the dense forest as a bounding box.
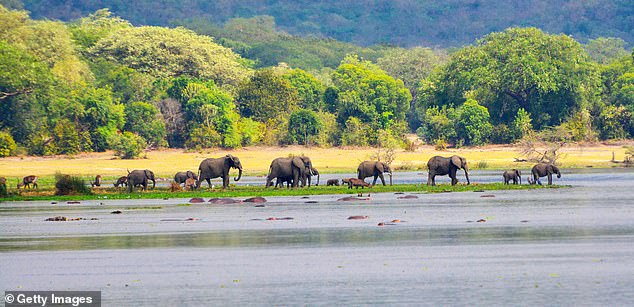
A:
[9,0,634,48]
[0,4,633,158]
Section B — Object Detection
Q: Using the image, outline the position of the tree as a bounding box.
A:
[90,26,251,87]
[511,108,533,141]
[377,47,447,92]
[108,132,146,159]
[237,69,299,121]
[331,54,412,136]
[415,106,456,144]
[124,102,167,148]
[419,27,596,130]
[0,130,16,157]
[69,8,131,51]
[288,110,322,145]
[455,99,492,146]
[283,69,325,111]
[584,37,629,65]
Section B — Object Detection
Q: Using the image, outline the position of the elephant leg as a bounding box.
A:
[223,176,229,188]
[427,173,434,186]
[206,179,212,188]
[372,175,379,185]
[548,174,552,185]
[450,169,458,186]
[378,173,386,186]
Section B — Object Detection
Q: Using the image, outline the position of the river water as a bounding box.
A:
[1,169,633,306]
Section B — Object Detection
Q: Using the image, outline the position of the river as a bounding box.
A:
[1,169,633,305]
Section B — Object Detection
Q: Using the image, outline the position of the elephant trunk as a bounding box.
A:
[463,166,470,185]
[316,173,320,186]
[234,167,242,181]
[151,179,156,189]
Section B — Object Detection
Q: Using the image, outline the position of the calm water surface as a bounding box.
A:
[1,169,633,306]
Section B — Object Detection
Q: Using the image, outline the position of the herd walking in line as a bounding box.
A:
[0,154,563,194]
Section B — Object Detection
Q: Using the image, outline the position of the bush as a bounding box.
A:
[55,172,91,195]
[108,132,146,159]
[0,131,17,157]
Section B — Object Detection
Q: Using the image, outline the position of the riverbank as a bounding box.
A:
[0,143,631,179]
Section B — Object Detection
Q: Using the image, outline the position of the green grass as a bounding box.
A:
[0,183,563,202]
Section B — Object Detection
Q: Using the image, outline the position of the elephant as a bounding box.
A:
[266,156,313,188]
[427,155,470,186]
[274,176,293,188]
[357,161,392,186]
[127,169,156,192]
[305,167,320,187]
[91,175,102,187]
[197,154,243,189]
[174,171,198,186]
[17,175,38,189]
[326,179,340,186]
[503,169,521,185]
[114,176,128,188]
[531,163,561,185]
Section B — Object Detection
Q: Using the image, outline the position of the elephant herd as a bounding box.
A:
[1,154,562,193]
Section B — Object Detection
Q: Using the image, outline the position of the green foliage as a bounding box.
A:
[287,110,322,145]
[89,26,251,87]
[124,102,167,148]
[377,47,447,91]
[50,119,92,155]
[237,117,263,146]
[340,116,369,146]
[416,106,457,144]
[489,124,513,144]
[0,130,17,157]
[108,132,146,159]
[584,37,630,65]
[597,105,632,139]
[238,69,299,121]
[511,108,533,141]
[185,125,221,149]
[69,9,131,51]
[283,69,325,111]
[332,54,412,134]
[54,172,91,195]
[420,27,595,130]
[455,99,492,146]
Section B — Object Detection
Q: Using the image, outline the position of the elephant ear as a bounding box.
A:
[376,162,386,172]
[451,156,463,168]
[144,170,153,179]
[292,157,304,170]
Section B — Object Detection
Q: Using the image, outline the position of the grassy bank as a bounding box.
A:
[0,143,631,180]
[0,183,559,202]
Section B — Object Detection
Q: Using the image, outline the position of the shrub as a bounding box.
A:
[108,132,147,159]
[55,172,91,195]
[0,131,17,157]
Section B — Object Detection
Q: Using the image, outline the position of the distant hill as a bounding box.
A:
[16,0,634,47]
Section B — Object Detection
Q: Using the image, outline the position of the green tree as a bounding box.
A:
[415,106,457,144]
[0,130,16,157]
[584,37,629,65]
[283,69,325,111]
[455,99,492,146]
[377,47,447,92]
[598,105,631,139]
[287,110,322,145]
[341,116,369,146]
[90,26,251,87]
[124,102,167,148]
[419,27,596,130]
[108,131,146,159]
[511,108,533,140]
[332,54,412,135]
[69,8,131,51]
[237,69,299,121]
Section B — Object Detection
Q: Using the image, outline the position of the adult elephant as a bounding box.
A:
[266,156,312,188]
[127,169,156,192]
[503,169,521,185]
[427,155,470,186]
[357,161,392,186]
[531,163,561,185]
[197,154,243,189]
[174,171,198,186]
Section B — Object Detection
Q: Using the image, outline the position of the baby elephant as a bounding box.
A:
[502,169,522,185]
[326,179,340,186]
[347,178,372,189]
